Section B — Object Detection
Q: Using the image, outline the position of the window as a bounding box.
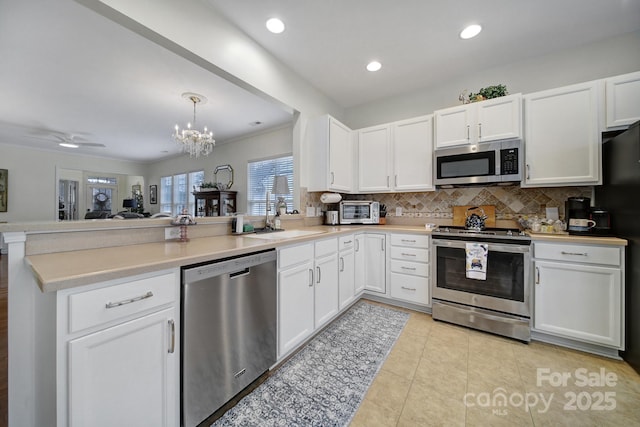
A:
[160,170,204,215]
[247,155,293,216]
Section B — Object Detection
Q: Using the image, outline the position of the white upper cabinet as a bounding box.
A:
[435,93,522,148]
[523,81,602,187]
[358,115,434,192]
[307,115,353,192]
[606,71,640,129]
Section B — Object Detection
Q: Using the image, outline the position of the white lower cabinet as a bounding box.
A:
[533,242,624,348]
[354,234,366,294]
[314,250,339,328]
[389,233,430,305]
[58,270,179,427]
[363,233,386,293]
[338,235,356,310]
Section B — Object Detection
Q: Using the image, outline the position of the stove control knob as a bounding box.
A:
[519,230,526,236]
[506,230,513,236]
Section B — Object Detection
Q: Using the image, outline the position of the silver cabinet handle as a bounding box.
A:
[105,291,153,309]
[401,252,417,257]
[467,124,470,140]
[355,239,360,251]
[331,172,335,184]
[401,286,417,291]
[317,266,321,283]
[395,175,398,187]
[340,257,344,272]
[401,266,417,271]
[478,123,482,140]
[168,319,175,354]
[387,176,390,187]
[401,239,416,243]
[526,164,530,180]
[382,239,385,251]
[309,269,314,287]
[561,251,588,256]
[535,266,540,284]
[344,240,352,245]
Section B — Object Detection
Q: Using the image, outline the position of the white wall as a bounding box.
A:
[146,125,293,214]
[0,144,145,222]
[345,31,640,128]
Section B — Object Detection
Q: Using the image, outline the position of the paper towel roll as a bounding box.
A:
[320,193,342,204]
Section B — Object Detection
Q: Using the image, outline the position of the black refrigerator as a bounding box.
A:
[594,120,640,374]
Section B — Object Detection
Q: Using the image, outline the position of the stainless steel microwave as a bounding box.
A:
[339,201,380,224]
[434,139,522,187]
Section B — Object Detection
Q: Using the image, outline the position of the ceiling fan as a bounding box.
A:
[26,129,106,149]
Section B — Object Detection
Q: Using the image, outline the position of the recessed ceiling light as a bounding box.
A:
[59,142,79,148]
[366,61,382,72]
[266,18,285,34]
[460,24,482,39]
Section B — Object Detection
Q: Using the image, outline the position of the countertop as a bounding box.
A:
[23,225,627,293]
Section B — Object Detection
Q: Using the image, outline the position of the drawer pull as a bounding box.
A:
[401,252,416,257]
[168,319,175,354]
[105,291,153,309]
[401,239,416,243]
[343,240,352,245]
[401,286,417,291]
[309,269,314,287]
[561,251,588,256]
[401,266,417,271]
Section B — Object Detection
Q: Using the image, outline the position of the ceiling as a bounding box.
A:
[1,0,639,163]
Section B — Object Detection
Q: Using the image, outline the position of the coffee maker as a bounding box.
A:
[590,207,611,235]
[566,197,593,235]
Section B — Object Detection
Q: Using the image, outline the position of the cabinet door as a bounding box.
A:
[534,260,622,348]
[435,104,473,148]
[339,250,355,310]
[68,308,177,427]
[606,71,640,128]
[329,118,353,192]
[476,94,522,142]
[314,254,339,328]
[278,261,315,357]
[358,125,391,192]
[354,235,366,294]
[392,115,434,191]
[523,81,601,186]
[364,234,386,293]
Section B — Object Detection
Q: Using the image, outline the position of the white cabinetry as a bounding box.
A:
[606,71,640,128]
[435,93,522,148]
[363,233,386,293]
[278,243,315,357]
[533,242,624,349]
[57,270,179,427]
[389,234,430,306]
[314,238,339,328]
[358,115,434,192]
[354,234,366,294]
[523,81,602,187]
[307,115,353,192]
[338,235,356,310]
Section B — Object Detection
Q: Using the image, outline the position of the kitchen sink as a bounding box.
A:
[245,229,326,240]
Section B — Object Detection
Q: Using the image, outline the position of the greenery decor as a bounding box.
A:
[468,84,508,102]
[200,182,216,189]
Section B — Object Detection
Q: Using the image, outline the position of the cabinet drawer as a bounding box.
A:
[68,272,177,333]
[315,237,338,258]
[534,243,621,266]
[390,246,429,263]
[279,243,314,270]
[390,273,429,305]
[338,234,355,252]
[390,234,429,248]
[390,260,429,277]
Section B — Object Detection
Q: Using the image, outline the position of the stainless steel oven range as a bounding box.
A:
[431,227,532,342]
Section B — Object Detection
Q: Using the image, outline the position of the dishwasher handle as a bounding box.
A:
[230,268,250,279]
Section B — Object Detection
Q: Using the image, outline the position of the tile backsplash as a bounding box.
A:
[304,185,592,221]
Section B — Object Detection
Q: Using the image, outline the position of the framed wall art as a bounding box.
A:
[150,184,157,204]
[0,169,7,212]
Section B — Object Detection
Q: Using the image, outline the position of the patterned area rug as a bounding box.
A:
[212,300,409,427]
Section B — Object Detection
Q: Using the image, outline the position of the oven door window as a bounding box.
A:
[436,246,524,302]
[437,151,496,179]
[343,205,371,219]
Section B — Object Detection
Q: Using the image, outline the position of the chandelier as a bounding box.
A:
[173,92,215,158]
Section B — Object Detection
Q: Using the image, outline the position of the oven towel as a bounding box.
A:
[466,242,488,280]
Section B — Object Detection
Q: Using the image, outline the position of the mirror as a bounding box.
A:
[213,165,234,191]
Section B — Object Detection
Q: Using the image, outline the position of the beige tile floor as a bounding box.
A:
[351,306,640,426]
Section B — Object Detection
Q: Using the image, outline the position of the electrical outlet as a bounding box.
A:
[165,227,181,240]
[395,207,402,217]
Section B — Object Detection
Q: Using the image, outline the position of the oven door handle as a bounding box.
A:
[432,239,530,254]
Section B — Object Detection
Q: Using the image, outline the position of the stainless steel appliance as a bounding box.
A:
[431,227,532,341]
[339,200,380,224]
[434,139,522,187]
[595,120,640,374]
[325,210,339,225]
[181,250,277,427]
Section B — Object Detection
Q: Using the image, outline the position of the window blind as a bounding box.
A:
[247,155,293,215]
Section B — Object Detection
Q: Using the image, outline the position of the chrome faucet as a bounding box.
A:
[265,191,273,230]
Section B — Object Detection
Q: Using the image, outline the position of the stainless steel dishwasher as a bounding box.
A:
[181,249,277,427]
